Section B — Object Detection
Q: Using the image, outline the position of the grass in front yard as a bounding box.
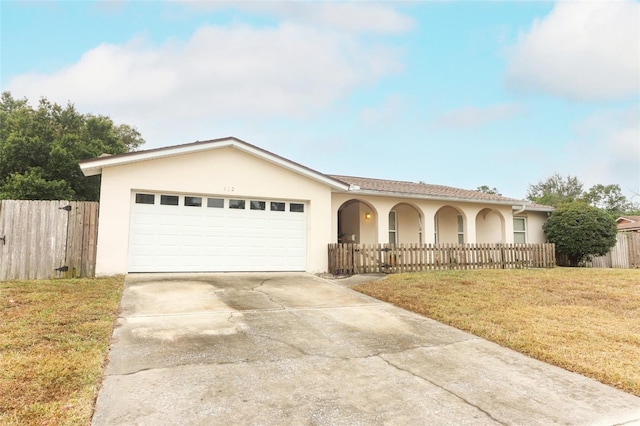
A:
[354,268,640,397]
[0,276,124,425]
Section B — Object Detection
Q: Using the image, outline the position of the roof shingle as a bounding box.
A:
[329,175,529,204]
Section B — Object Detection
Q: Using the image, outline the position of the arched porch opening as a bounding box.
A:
[475,208,506,243]
[337,199,378,244]
[434,205,466,244]
[389,202,423,245]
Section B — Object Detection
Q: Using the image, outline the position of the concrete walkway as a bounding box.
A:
[92,273,640,425]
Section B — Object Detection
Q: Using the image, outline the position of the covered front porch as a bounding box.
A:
[332,194,518,246]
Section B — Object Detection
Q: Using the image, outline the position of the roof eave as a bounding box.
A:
[521,205,555,212]
[79,138,240,176]
[342,188,523,206]
[79,138,350,191]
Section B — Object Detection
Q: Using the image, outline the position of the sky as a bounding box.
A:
[1,0,639,202]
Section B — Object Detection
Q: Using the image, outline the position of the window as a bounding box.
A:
[250,201,266,210]
[229,199,245,209]
[389,210,397,244]
[207,198,224,208]
[160,195,179,206]
[270,202,285,211]
[513,217,526,244]
[184,196,202,207]
[290,203,304,213]
[135,193,154,204]
[457,215,464,244]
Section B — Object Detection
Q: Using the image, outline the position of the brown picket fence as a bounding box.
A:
[328,242,556,275]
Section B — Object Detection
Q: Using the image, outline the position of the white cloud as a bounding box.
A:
[568,105,640,197]
[435,103,525,128]
[506,0,640,101]
[7,22,403,147]
[178,1,415,34]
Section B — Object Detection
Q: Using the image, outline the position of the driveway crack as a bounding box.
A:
[377,354,507,425]
[252,278,286,310]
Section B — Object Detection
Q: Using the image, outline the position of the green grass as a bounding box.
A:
[353,268,640,397]
[0,277,124,425]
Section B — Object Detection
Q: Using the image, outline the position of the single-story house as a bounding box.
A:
[79,137,554,276]
[616,216,640,232]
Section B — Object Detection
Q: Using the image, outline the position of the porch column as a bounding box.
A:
[372,201,395,244]
[419,206,436,244]
[461,206,479,243]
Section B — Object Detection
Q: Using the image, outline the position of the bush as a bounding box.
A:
[543,202,617,266]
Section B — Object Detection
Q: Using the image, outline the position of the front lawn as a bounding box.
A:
[0,277,124,425]
[354,268,640,397]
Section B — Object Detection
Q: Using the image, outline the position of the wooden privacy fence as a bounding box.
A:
[587,232,640,269]
[0,200,99,280]
[328,243,556,275]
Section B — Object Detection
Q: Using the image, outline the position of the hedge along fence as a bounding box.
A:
[328,243,556,275]
[0,200,99,280]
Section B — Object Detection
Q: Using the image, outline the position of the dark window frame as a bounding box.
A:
[250,200,266,211]
[207,198,224,208]
[135,193,155,204]
[229,199,246,209]
[290,203,304,213]
[184,196,202,207]
[160,195,179,206]
[270,202,285,212]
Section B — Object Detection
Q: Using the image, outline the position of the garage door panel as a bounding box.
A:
[129,193,307,272]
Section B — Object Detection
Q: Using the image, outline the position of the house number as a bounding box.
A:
[224,186,235,192]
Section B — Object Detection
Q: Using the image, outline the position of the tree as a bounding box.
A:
[582,184,637,217]
[526,173,638,214]
[527,173,583,207]
[476,185,502,196]
[543,202,617,267]
[0,92,144,201]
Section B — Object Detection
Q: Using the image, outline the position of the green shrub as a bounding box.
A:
[543,202,617,266]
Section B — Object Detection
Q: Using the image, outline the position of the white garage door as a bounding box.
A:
[128,192,307,272]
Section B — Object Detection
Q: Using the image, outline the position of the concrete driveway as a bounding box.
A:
[92,273,640,425]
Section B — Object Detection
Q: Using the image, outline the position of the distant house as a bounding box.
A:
[616,216,640,233]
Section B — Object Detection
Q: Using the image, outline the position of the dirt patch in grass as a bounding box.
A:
[354,268,640,397]
[0,276,124,425]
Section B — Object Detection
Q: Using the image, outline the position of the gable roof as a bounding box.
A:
[79,136,553,211]
[618,221,640,231]
[330,175,554,211]
[79,136,350,191]
[616,215,640,224]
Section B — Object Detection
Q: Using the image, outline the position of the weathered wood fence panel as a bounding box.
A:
[0,200,99,280]
[587,232,640,269]
[328,243,556,275]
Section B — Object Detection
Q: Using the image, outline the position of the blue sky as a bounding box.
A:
[1,0,639,201]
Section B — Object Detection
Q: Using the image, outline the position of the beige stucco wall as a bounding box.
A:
[436,206,462,244]
[359,202,378,244]
[476,208,505,243]
[394,203,422,244]
[518,211,549,243]
[95,147,333,275]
